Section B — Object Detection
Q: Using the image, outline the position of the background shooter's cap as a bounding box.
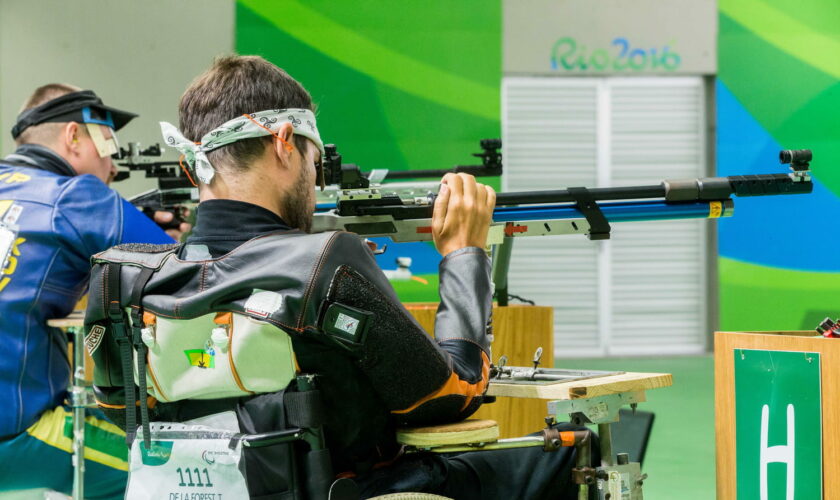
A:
[11,90,138,139]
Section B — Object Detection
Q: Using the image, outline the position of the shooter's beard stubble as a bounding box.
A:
[281,161,314,233]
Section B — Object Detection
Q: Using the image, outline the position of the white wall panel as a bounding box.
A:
[608,78,706,355]
[503,78,602,356]
[502,76,707,358]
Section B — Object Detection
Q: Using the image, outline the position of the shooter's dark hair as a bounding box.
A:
[178,55,313,173]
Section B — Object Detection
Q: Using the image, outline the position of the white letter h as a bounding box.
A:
[760,404,795,500]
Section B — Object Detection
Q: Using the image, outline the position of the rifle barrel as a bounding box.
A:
[494,173,811,206]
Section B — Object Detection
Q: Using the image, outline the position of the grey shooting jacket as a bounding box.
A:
[85,230,493,469]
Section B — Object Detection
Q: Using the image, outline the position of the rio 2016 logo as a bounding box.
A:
[550,37,681,72]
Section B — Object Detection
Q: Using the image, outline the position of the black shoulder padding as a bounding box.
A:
[326,266,451,411]
[113,242,180,253]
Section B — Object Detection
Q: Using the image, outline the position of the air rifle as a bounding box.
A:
[116,140,813,240]
[312,144,813,244]
[312,144,813,304]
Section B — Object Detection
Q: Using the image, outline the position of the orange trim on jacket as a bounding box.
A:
[391,350,491,415]
[96,396,157,410]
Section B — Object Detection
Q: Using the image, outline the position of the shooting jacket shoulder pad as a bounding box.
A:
[91,242,181,270]
[85,231,357,333]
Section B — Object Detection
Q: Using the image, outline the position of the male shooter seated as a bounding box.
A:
[88,56,589,499]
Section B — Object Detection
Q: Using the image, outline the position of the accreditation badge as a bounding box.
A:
[125,423,249,500]
[0,222,18,272]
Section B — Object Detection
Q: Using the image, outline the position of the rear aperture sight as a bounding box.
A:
[779,149,812,170]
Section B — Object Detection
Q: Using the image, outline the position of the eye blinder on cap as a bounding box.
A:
[85,123,119,159]
[80,107,120,158]
[82,107,116,129]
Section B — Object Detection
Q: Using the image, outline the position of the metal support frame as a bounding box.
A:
[548,391,645,427]
[68,325,96,500]
[409,435,545,454]
[491,237,514,306]
[550,391,645,467]
[574,431,594,500]
[598,423,613,467]
[549,390,647,500]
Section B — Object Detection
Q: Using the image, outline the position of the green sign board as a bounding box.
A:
[734,349,822,499]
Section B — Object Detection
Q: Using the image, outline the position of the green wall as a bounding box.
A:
[717,0,840,331]
[236,0,840,325]
[236,0,501,299]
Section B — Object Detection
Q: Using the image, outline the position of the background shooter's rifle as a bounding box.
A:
[312,145,813,304]
[112,143,197,229]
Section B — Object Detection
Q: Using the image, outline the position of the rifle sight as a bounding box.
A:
[779,149,812,171]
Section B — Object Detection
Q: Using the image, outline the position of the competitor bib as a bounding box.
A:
[126,423,249,500]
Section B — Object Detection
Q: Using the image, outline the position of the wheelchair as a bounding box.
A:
[126,373,594,500]
[45,314,601,500]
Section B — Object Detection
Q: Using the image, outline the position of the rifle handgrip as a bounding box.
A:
[141,207,184,231]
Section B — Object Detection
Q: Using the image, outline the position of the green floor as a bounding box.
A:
[556,355,715,500]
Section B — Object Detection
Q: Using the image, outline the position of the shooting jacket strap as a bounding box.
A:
[105,263,135,446]
[568,187,611,240]
[129,267,156,449]
[284,389,326,429]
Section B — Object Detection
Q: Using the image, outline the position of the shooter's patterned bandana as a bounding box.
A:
[160,109,324,184]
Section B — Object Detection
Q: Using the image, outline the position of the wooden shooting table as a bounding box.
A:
[48,311,91,379]
[486,370,672,478]
[407,303,672,438]
[48,310,85,328]
[486,371,672,401]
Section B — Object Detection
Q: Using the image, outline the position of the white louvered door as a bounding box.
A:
[502,77,708,358]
